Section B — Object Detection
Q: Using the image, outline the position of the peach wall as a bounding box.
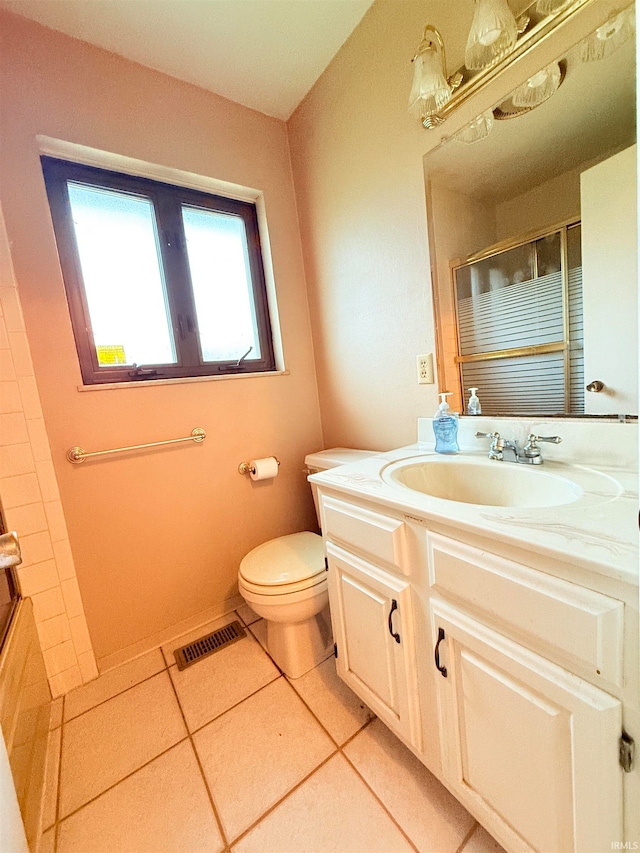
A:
[287,0,520,451]
[287,1,463,451]
[0,12,323,662]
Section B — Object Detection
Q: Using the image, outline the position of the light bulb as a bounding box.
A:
[596,15,625,41]
[527,69,549,87]
[479,27,502,46]
[581,9,635,62]
[511,62,561,108]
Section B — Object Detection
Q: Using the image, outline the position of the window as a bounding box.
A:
[41,157,276,384]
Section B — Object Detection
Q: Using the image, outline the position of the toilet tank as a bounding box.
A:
[304,448,379,528]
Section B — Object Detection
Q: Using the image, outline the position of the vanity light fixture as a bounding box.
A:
[464,0,520,70]
[511,60,562,106]
[409,0,604,130]
[580,7,635,62]
[409,26,463,127]
[454,109,495,143]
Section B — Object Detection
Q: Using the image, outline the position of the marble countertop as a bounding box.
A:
[309,443,639,587]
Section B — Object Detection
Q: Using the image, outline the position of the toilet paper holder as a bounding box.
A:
[238,458,280,475]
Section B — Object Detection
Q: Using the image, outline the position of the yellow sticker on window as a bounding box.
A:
[96,345,127,365]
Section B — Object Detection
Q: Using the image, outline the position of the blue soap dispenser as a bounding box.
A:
[433,392,459,454]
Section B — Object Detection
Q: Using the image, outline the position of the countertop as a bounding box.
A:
[309,444,639,586]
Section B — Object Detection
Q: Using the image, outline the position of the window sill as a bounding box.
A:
[77,369,289,391]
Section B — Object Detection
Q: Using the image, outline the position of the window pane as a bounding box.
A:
[182,206,261,363]
[67,183,176,367]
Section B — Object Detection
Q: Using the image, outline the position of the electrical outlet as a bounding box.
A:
[417,353,434,384]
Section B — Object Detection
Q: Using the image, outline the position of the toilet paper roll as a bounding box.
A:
[249,456,279,481]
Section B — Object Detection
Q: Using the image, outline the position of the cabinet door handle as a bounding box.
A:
[434,627,447,677]
[388,599,401,644]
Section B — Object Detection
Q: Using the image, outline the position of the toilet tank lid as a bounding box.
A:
[304,448,378,471]
[239,532,325,586]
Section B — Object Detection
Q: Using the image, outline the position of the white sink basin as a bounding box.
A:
[381,455,583,508]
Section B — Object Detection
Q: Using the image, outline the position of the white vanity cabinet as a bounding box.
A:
[316,484,635,853]
[320,495,422,750]
[431,598,622,853]
[427,530,627,850]
[326,542,422,751]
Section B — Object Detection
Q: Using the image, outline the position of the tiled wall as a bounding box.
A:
[0,210,97,698]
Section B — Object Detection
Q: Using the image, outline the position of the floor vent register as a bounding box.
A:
[173,620,246,670]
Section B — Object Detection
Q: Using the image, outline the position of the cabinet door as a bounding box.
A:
[431,600,623,853]
[326,543,421,751]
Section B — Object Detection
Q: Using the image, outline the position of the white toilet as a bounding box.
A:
[238,448,376,678]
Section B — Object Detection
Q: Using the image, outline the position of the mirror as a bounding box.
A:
[425,9,636,417]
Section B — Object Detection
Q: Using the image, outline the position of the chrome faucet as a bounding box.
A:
[475,431,561,465]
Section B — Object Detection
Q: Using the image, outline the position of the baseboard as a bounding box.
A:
[96,595,245,674]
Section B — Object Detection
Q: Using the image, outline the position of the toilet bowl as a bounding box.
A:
[239,532,329,679]
[238,448,376,678]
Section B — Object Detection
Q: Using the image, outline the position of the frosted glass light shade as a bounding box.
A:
[409,29,452,118]
[511,62,561,107]
[581,9,635,62]
[465,0,518,70]
[535,0,572,14]
[454,110,495,144]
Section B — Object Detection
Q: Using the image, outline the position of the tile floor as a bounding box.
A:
[39,604,507,853]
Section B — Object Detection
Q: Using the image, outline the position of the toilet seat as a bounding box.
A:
[239,573,327,597]
[238,531,325,596]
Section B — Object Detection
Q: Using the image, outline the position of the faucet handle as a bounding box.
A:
[522,433,561,461]
[476,431,505,448]
[476,431,505,460]
[526,434,562,445]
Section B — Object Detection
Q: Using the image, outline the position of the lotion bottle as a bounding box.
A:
[432,392,459,454]
[467,387,482,415]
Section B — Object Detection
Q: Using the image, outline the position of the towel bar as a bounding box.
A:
[67,428,206,464]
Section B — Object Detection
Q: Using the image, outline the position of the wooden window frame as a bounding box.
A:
[41,157,276,385]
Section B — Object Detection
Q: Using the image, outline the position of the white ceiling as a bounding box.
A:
[0,0,375,120]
